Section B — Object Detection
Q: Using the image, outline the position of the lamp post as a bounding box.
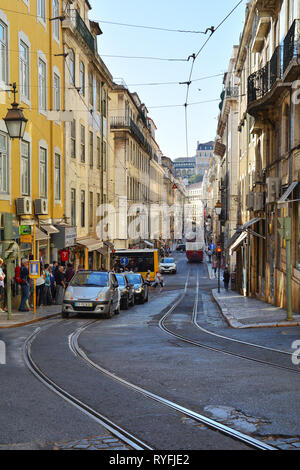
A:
[2,83,28,320]
[215,201,222,293]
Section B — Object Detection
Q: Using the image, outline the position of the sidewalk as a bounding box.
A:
[212,287,300,329]
[0,305,61,329]
[205,259,300,328]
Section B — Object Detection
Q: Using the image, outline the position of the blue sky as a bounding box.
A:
[90,0,246,160]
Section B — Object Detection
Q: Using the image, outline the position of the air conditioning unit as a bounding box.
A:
[246,192,255,211]
[34,198,48,215]
[266,177,280,204]
[253,169,264,185]
[253,192,264,211]
[15,197,32,215]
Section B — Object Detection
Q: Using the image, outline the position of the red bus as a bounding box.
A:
[186,242,204,263]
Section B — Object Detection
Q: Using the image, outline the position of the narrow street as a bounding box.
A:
[1,254,300,451]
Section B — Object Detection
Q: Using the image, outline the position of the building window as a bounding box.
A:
[70,120,76,158]
[79,61,85,95]
[38,58,47,111]
[71,188,76,227]
[39,147,47,197]
[80,125,85,162]
[69,49,75,85]
[37,0,46,23]
[102,140,107,171]
[54,153,61,201]
[21,141,30,196]
[89,71,94,106]
[81,190,85,227]
[20,41,30,101]
[0,132,8,194]
[96,80,101,113]
[0,20,8,84]
[53,72,60,110]
[89,191,93,228]
[89,131,93,167]
[52,0,60,41]
[97,136,101,168]
[102,88,107,117]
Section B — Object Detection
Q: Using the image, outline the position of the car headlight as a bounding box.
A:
[135,288,142,293]
[64,291,72,299]
[96,292,107,301]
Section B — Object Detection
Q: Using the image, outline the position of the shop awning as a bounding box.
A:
[144,240,154,248]
[77,238,103,252]
[226,231,243,250]
[40,224,60,235]
[104,241,114,249]
[229,232,248,256]
[35,227,50,241]
[277,181,298,204]
[242,217,262,230]
[97,246,108,256]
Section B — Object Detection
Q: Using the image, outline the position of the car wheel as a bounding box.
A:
[62,311,69,319]
[105,302,114,319]
[123,296,129,310]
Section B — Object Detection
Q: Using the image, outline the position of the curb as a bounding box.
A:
[0,312,60,329]
[212,290,300,329]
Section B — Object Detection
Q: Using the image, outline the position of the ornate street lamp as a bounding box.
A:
[215,200,222,216]
[3,83,28,139]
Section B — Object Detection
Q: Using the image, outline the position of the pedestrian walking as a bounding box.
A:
[212,257,218,278]
[36,266,45,306]
[19,260,31,312]
[49,266,56,301]
[153,271,164,292]
[0,258,5,313]
[145,270,152,293]
[207,249,212,263]
[65,263,75,285]
[223,266,230,291]
[55,265,66,304]
[43,264,53,305]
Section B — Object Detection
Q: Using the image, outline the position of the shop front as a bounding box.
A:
[76,238,104,270]
[51,226,77,266]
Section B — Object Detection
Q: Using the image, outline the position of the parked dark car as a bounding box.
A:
[126,273,149,304]
[176,244,186,252]
[116,273,135,310]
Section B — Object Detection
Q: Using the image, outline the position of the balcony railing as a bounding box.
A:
[283,19,300,73]
[111,116,153,157]
[76,10,95,53]
[248,46,282,105]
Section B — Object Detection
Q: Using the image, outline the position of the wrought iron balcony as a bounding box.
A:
[225,86,239,99]
[111,116,153,157]
[76,10,95,53]
[283,19,300,74]
[248,46,282,105]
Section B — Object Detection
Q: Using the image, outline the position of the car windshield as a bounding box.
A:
[126,274,142,284]
[69,272,109,287]
[162,258,174,263]
[116,274,126,286]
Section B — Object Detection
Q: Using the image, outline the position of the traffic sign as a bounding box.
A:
[29,261,40,279]
[209,243,215,250]
[120,257,129,267]
[20,234,32,244]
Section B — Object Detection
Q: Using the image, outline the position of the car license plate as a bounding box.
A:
[75,302,93,307]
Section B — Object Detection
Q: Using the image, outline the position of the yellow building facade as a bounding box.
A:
[0,0,65,265]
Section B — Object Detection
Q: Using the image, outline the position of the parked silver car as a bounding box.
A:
[62,271,120,319]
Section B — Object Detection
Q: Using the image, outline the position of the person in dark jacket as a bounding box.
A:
[55,266,66,304]
[19,260,30,311]
[223,266,230,291]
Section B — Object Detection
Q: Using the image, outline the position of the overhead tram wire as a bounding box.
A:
[182,0,244,157]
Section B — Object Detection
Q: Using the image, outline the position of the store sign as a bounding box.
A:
[19,225,32,236]
[65,227,77,247]
[20,234,32,244]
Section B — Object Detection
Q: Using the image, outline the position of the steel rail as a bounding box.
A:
[71,276,276,451]
[160,272,300,375]
[23,326,153,451]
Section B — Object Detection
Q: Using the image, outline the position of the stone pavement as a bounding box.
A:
[205,258,300,328]
[0,305,61,328]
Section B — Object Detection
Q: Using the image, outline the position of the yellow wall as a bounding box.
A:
[0,1,65,222]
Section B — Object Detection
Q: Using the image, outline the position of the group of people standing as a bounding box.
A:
[16,261,75,312]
